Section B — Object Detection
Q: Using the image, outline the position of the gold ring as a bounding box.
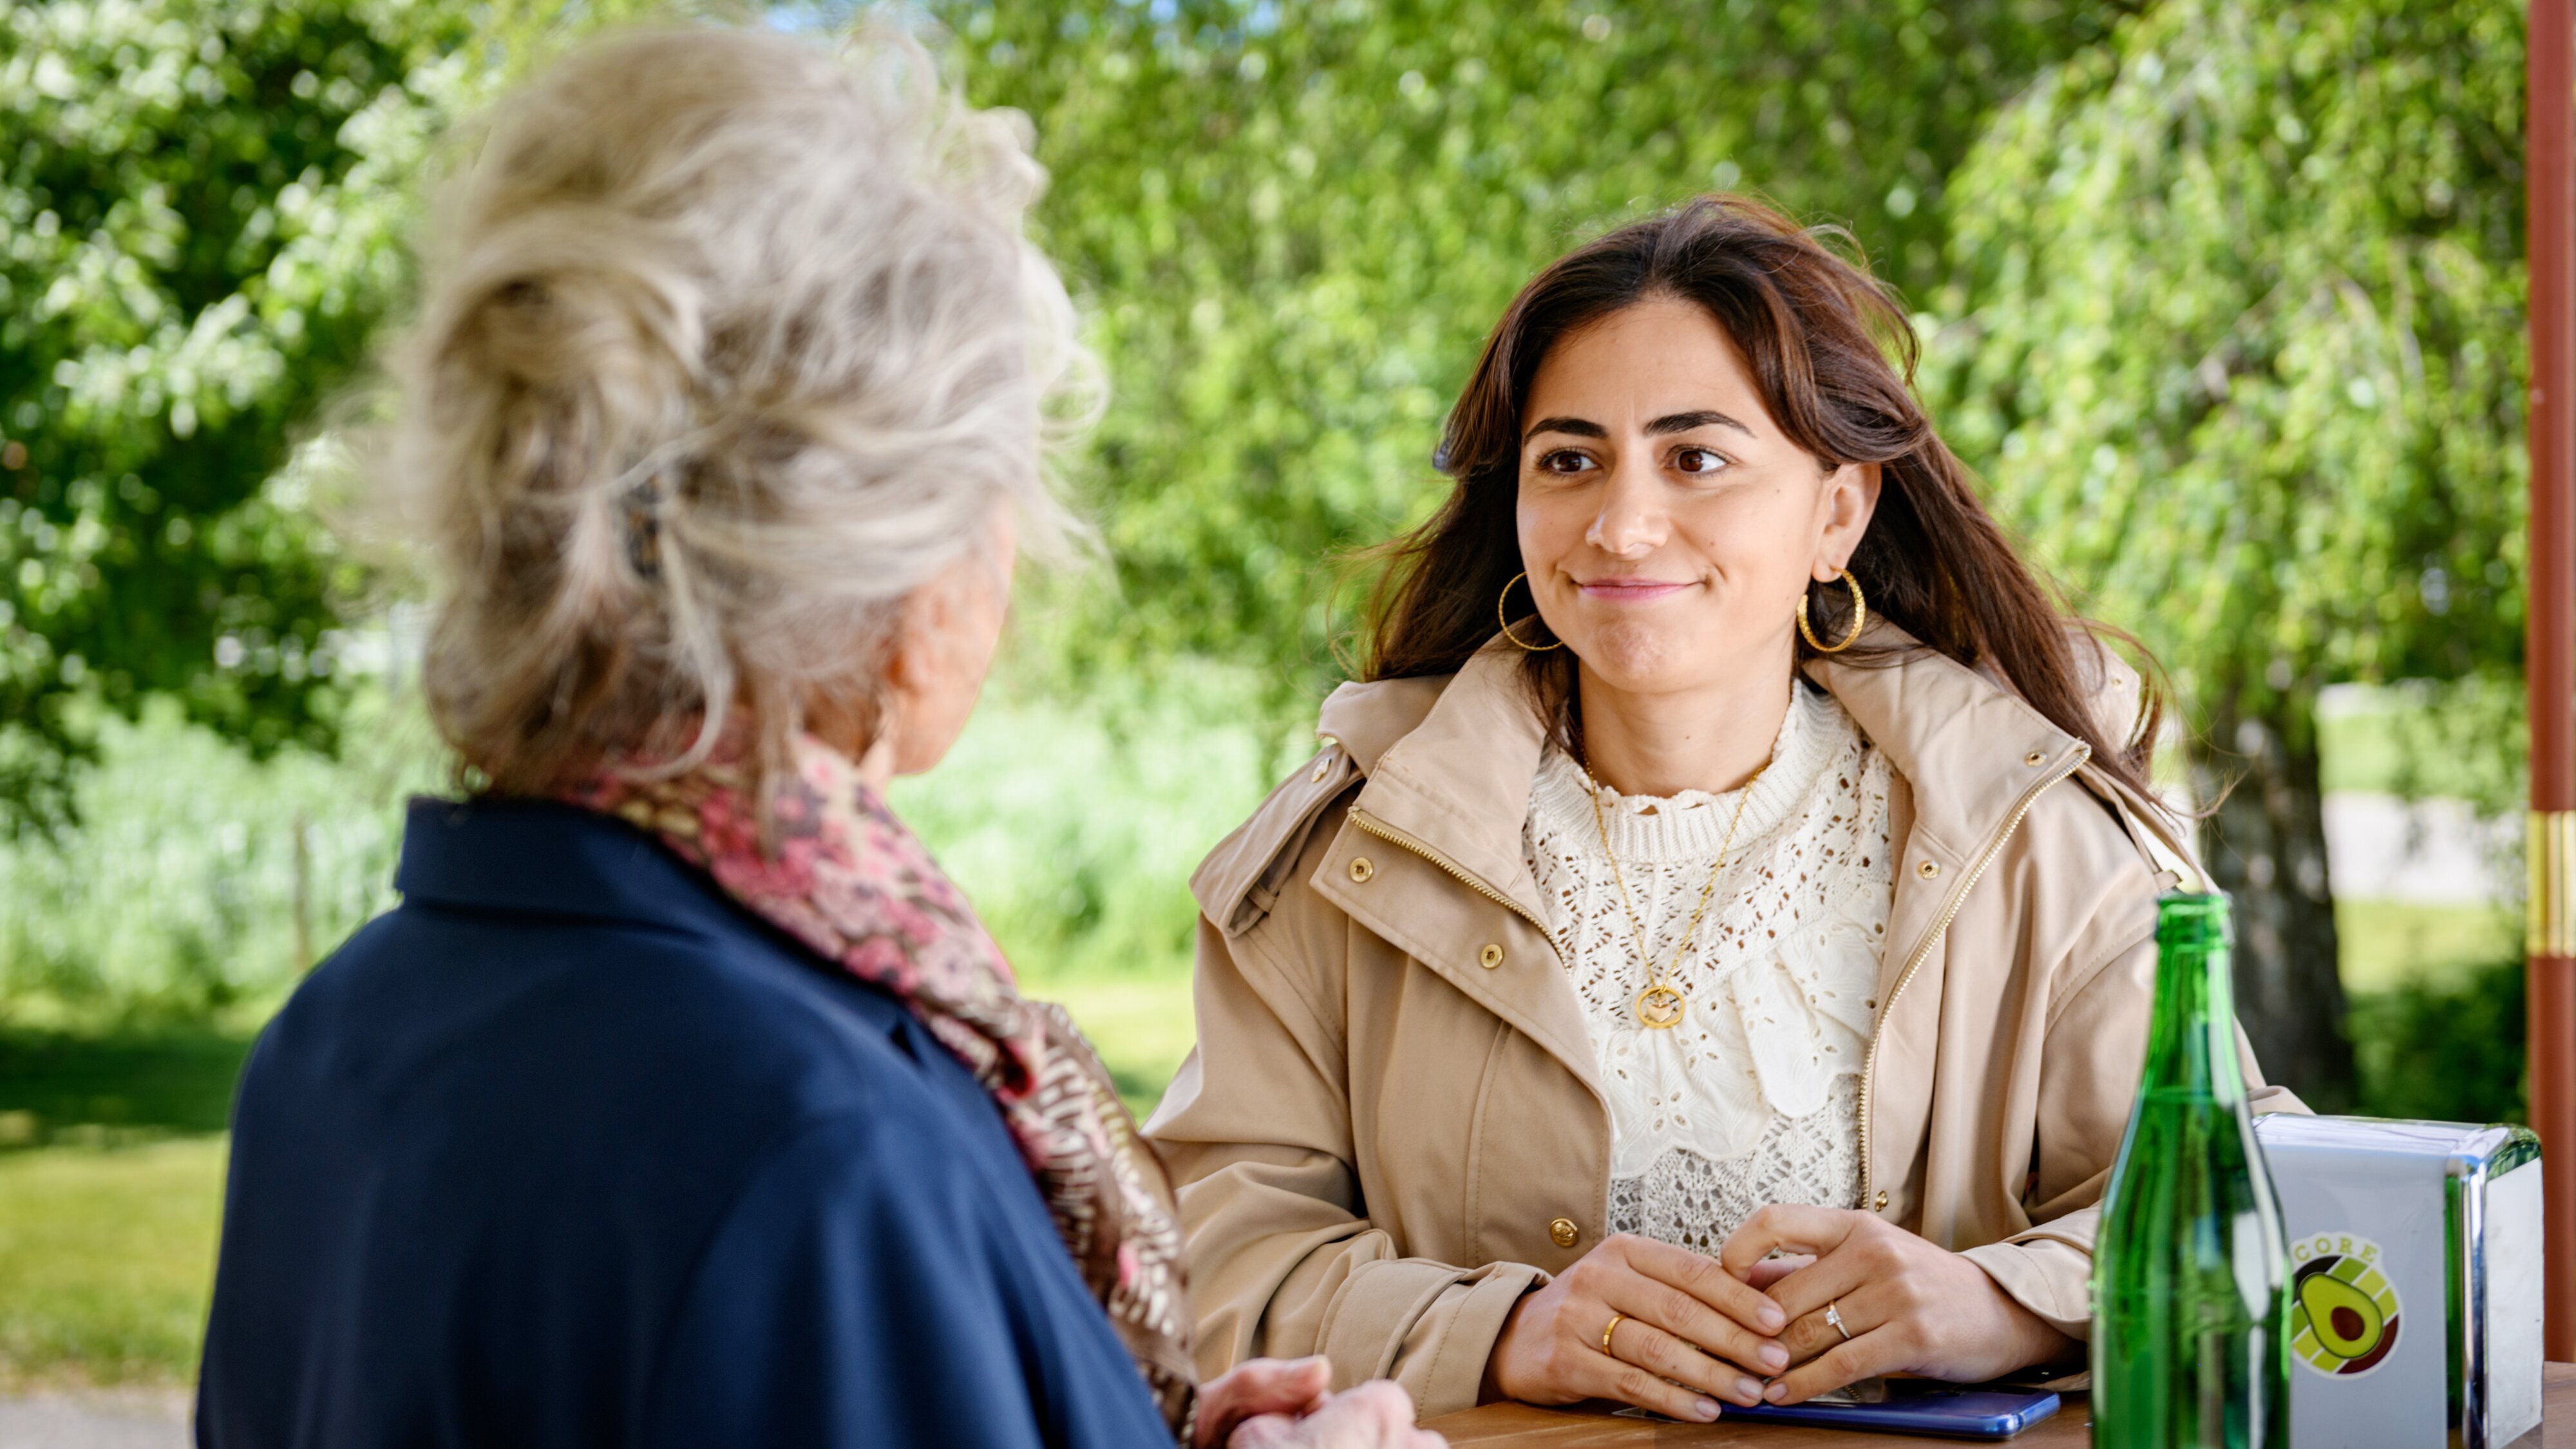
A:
[1602,1311,1626,1353]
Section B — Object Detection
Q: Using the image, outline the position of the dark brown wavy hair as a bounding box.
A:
[1362,194,2163,799]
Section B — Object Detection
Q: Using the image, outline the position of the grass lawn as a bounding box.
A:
[0,1136,226,1388]
[1045,974,1198,1120]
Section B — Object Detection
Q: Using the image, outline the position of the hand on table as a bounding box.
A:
[1200,1361,1444,1449]
[1197,1358,1334,1448]
[1481,1232,1790,1423]
[1718,1205,2073,1406]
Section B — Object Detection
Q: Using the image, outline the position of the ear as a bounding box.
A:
[882,579,967,715]
[1814,460,1882,580]
[880,594,928,688]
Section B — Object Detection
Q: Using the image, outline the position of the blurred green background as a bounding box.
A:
[0,0,2540,1394]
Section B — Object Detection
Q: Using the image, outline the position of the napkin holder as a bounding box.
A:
[2249,1114,2543,1448]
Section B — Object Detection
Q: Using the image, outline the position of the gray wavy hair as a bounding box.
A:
[385,24,1086,795]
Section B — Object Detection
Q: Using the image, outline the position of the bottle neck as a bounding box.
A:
[2141,935,2252,1104]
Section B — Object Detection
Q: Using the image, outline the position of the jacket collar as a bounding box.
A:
[1340,643,1557,926]
[1806,625,2204,891]
[1323,621,2168,927]
[397,796,730,930]
[1800,627,2090,868]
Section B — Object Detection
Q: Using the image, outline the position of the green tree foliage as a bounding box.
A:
[2350,958,2526,1124]
[0,1,482,830]
[0,0,655,835]
[1926,0,2526,1103]
[941,0,2139,712]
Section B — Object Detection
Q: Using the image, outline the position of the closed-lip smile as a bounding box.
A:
[1574,576,1694,603]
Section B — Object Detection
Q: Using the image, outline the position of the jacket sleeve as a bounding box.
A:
[1956,929,2308,1338]
[1146,912,1542,1419]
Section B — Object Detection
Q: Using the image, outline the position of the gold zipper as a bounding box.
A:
[1857,747,2090,1206]
[1347,808,1549,933]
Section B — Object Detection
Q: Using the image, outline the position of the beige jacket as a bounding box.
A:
[1144,629,2301,1418]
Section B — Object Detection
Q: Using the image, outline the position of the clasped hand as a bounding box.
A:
[1197,1356,1444,1449]
[1482,1207,2071,1421]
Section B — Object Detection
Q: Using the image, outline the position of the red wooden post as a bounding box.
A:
[2528,0,2576,1365]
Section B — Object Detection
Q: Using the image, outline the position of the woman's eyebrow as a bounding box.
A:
[1647,409,1754,437]
[1522,415,1607,442]
[1520,410,1756,443]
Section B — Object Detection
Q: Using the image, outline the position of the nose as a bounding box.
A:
[1585,459,1668,558]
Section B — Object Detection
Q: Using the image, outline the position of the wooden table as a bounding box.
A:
[1425,1364,2575,1446]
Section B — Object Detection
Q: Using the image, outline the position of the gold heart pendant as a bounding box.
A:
[1634,984,1687,1030]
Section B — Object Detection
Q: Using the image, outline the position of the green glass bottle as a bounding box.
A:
[2092,893,2290,1448]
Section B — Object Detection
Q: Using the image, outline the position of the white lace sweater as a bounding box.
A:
[1522,683,1895,1254]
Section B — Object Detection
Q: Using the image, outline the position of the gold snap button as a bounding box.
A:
[1347,857,1375,883]
[2024,750,2047,767]
[1873,1190,1889,1211]
[1917,860,1940,878]
[1478,943,1504,969]
[1309,746,1336,782]
[1548,1217,1579,1248]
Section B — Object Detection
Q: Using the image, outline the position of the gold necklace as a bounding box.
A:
[1582,757,1767,1030]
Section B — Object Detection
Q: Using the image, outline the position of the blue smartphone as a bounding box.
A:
[1716,1386,2062,1440]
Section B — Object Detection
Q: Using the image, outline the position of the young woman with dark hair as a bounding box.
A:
[1146,196,2301,1423]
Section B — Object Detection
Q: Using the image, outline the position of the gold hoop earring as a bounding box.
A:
[1797,569,1867,653]
[1497,572,1563,652]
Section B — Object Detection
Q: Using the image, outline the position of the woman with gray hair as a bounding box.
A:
[194,27,1434,1449]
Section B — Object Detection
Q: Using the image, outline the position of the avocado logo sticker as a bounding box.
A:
[2288,1233,2401,1377]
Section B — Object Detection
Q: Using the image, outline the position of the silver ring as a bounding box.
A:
[1824,1301,1851,1341]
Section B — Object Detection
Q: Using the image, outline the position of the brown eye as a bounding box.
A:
[1538,449,1596,475]
[1674,446,1727,475]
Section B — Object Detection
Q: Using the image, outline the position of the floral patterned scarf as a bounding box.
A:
[567,735,1196,1435]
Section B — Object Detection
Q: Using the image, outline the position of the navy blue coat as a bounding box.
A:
[196,798,1174,1449]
